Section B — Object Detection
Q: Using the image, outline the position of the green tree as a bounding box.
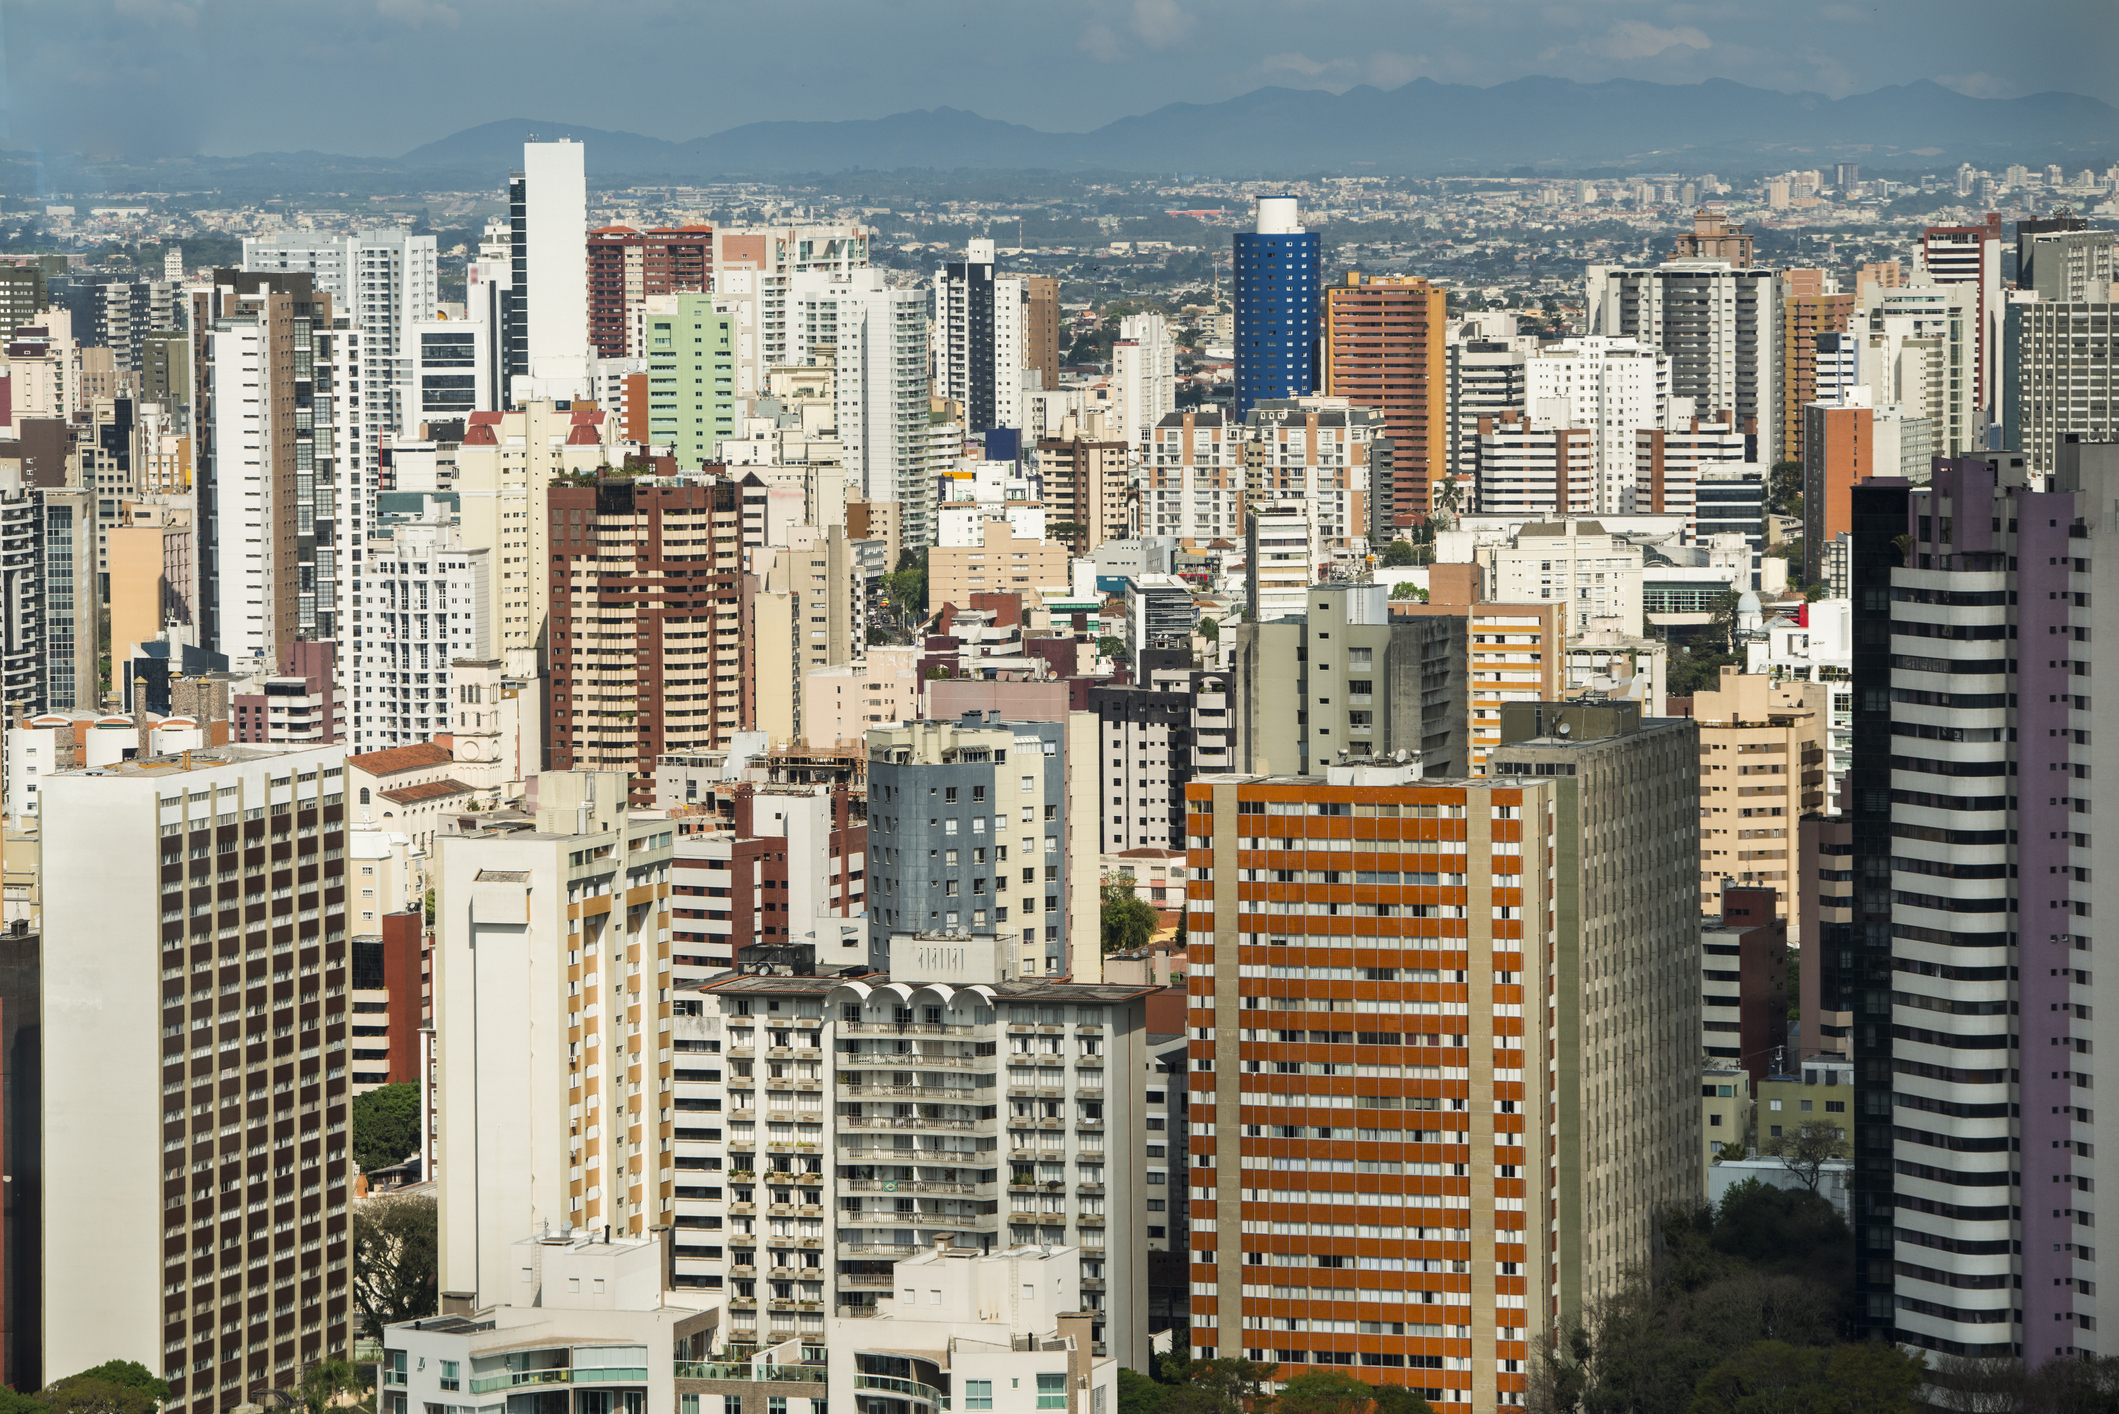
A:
[1276,1372,1374,1414]
[1766,460,1803,518]
[1389,582,1427,601]
[1101,881,1158,954]
[1197,617,1219,644]
[351,1082,421,1174]
[297,1359,364,1414]
[1118,1369,1170,1414]
[1167,1359,1277,1414]
[1368,1389,1433,1414]
[1048,522,1089,551]
[353,1191,440,1336]
[1688,1340,1923,1414]
[1706,590,1744,654]
[1379,539,1418,567]
[1098,636,1132,663]
[0,1390,46,1414]
[39,1380,154,1414]
[66,1365,168,1406]
[1758,1122,1850,1196]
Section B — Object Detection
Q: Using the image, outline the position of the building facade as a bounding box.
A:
[1233,198,1319,416]
[1322,273,1445,524]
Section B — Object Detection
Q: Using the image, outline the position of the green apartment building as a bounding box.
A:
[646,292,736,467]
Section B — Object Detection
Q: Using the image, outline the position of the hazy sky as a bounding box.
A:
[9,0,2115,159]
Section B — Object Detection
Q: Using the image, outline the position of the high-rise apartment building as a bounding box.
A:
[2019,227,2114,301]
[1835,442,2119,1359]
[1182,763,1555,1405]
[749,529,864,751]
[1585,260,1781,465]
[1234,197,1319,416]
[1090,682,1194,854]
[1034,434,1132,551]
[194,271,361,667]
[1242,400,1382,552]
[1669,210,1755,264]
[1471,412,1595,518]
[502,141,590,404]
[1145,409,1242,541]
[1857,280,1983,456]
[353,509,491,749]
[2003,291,2117,477]
[586,223,713,358]
[641,293,737,466]
[1446,327,1534,486]
[243,228,440,472]
[1233,582,1468,778]
[41,746,353,1410]
[1779,288,1855,463]
[432,774,676,1305]
[1918,214,2004,414]
[1522,337,1671,513]
[787,270,933,547]
[1111,313,1177,446]
[1487,700,1701,1319]
[934,239,1022,434]
[1024,274,1061,391]
[1634,414,1756,536]
[1322,273,1445,524]
[1687,667,1828,930]
[1403,577,1568,774]
[547,476,748,803]
[864,717,1073,978]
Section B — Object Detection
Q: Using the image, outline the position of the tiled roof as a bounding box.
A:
[378,778,477,806]
[347,741,455,778]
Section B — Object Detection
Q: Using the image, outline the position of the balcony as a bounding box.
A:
[674,1363,826,1384]
[855,1375,947,1408]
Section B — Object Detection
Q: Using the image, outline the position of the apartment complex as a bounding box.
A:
[1233,582,1469,779]
[587,222,713,358]
[1243,400,1384,550]
[1585,260,1781,466]
[1689,668,1829,929]
[643,293,737,467]
[547,477,749,804]
[1233,198,1319,416]
[1146,410,1243,543]
[1321,273,1444,524]
[41,746,353,1408]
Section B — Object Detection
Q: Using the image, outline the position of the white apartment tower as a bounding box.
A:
[354,509,492,749]
[1112,313,1177,446]
[41,747,354,1411]
[1522,337,1671,514]
[789,270,934,548]
[1585,260,1781,464]
[242,228,441,464]
[505,140,591,404]
[1146,410,1242,542]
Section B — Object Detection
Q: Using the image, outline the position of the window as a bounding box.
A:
[965,1383,993,1411]
[726,1398,745,1414]
[439,1362,459,1392]
[384,1352,407,1388]
[770,1400,787,1414]
[683,1399,701,1414]
[1038,1375,1068,1409]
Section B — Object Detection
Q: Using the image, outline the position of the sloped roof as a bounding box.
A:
[347,741,455,778]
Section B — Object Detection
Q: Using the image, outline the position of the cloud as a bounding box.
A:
[1078,22,1126,62]
[1255,48,1435,91]
[1934,71,2019,98]
[377,0,462,27]
[1569,20,1712,60]
[1129,0,1196,49]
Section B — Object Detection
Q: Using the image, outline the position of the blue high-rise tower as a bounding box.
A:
[1233,195,1319,416]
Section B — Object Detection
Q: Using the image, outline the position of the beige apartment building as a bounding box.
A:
[750,526,863,750]
[1690,667,1828,929]
[926,517,1070,611]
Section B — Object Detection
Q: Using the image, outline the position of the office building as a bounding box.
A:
[1145,410,1242,542]
[408,309,493,424]
[1322,273,1445,524]
[0,264,45,335]
[501,140,591,403]
[864,717,1072,977]
[40,747,353,1411]
[1183,764,1562,1406]
[431,775,677,1305]
[548,476,748,804]
[35,485,97,713]
[787,270,933,547]
[1487,699,1702,1321]
[353,508,491,749]
[1233,582,1468,777]
[1585,260,1781,465]
[243,228,440,470]
[587,222,713,359]
[1243,399,1382,551]
[2003,291,2118,477]
[1233,197,1319,416]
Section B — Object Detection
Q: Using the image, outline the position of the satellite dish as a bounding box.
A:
[1557,722,1572,736]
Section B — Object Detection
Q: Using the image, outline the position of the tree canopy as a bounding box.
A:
[353,1192,440,1336]
[1100,881,1159,954]
[351,1081,421,1174]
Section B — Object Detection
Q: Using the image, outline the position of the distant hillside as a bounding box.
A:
[389,77,2119,177]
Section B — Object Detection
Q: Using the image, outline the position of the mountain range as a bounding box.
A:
[387,77,2119,178]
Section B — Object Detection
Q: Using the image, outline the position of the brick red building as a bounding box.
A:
[587,224,714,358]
[1322,271,1446,525]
